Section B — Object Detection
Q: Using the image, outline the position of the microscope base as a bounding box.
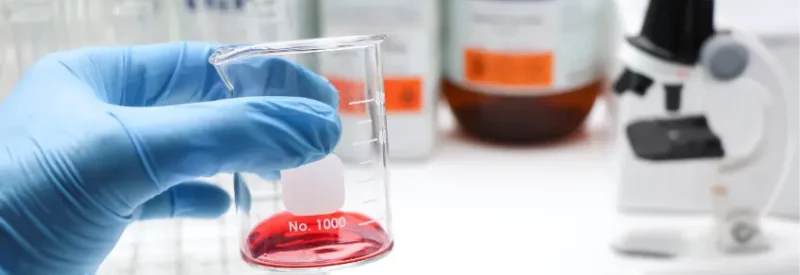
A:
[614,214,799,275]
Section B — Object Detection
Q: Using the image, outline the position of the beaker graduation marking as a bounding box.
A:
[251,195,281,202]
[353,138,379,146]
[355,177,376,184]
[359,159,376,165]
[363,199,379,204]
[348,98,376,105]
[358,217,384,227]
[357,119,373,125]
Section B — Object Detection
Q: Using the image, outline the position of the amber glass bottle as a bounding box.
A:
[443,0,607,143]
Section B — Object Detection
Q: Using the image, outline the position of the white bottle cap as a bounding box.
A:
[281,154,346,216]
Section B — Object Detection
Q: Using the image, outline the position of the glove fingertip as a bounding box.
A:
[306,69,340,109]
[266,57,340,109]
[293,98,343,156]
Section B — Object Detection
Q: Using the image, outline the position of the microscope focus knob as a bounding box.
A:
[701,34,751,81]
[717,208,770,253]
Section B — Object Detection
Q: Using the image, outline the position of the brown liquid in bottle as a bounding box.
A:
[443,79,603,144]
[443,0,607,144]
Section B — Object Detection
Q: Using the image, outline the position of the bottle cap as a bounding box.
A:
[281,154,346,216]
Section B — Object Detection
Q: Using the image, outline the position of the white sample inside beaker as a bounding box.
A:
[280,154,346,216]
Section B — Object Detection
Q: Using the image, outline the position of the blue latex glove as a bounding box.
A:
[0,42,341,275]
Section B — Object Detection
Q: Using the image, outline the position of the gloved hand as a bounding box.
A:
[0,42,341,275]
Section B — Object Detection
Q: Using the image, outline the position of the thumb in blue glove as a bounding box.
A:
[0,42,342,275]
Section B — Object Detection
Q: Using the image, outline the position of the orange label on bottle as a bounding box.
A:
[327,77,367,114]
[463,48,553,87]
[327,76,423,114]
[384,77,423,112]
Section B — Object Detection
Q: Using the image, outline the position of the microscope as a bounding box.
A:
[611,0,794,255]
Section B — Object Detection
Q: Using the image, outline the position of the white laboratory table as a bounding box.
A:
[99,102,798,275]
[333,103,799,275]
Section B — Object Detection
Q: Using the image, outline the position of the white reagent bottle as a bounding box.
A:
[319,0,441,160]
[178,0,318,47]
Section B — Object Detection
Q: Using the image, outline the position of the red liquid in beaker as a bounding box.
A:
[243,211,393,269]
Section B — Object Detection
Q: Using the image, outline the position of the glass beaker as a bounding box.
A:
[209,35,394,273]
